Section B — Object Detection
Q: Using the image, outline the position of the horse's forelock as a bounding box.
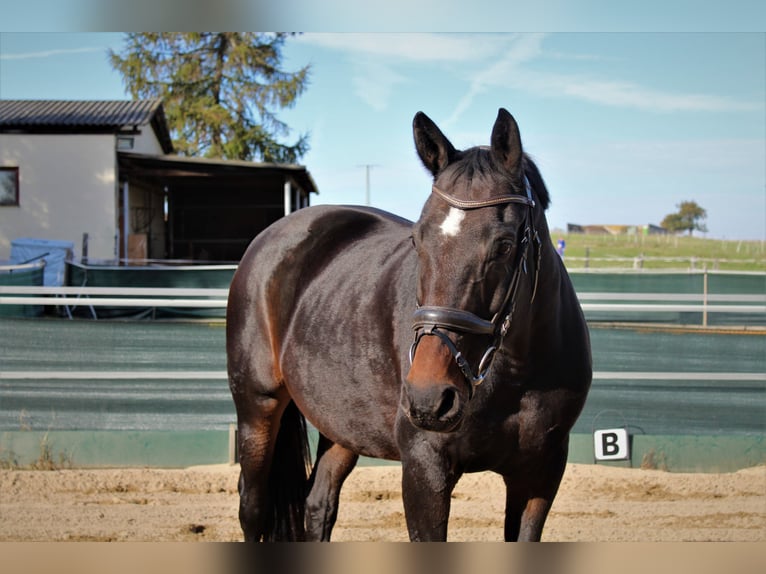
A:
[432,147,551,212]
[436,147,518,201]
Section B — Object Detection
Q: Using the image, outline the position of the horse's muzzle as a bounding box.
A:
[400,380,465,433]
[402,334,470,433]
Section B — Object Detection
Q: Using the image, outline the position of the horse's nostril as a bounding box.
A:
[402,380,464,432]
[435,387,457,420]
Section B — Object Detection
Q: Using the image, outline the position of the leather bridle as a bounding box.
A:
[409,176,541,395]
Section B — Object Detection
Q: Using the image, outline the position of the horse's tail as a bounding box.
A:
[264,400,312,541]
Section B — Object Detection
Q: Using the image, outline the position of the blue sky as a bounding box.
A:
[1,31,764,240]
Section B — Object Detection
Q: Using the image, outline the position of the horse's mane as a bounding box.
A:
[438,147,551,211]
[522,154,551,211]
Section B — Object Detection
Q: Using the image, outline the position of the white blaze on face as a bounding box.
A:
[440,207,465,237]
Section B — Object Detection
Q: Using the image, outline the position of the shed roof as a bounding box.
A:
[0,99,173,154]
[118,152,319,197]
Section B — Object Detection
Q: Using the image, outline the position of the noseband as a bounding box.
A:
[409,176,542,394]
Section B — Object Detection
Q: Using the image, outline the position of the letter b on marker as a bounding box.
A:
[594,428,629,461]
[602,432,620,455]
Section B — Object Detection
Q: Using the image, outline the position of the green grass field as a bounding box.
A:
[551,232,766,271]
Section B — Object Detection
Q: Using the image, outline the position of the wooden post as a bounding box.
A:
[702,265,709,327]
[122,181,130,263]
[228,423,238,465]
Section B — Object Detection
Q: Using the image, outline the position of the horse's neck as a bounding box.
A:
[504,237,561,354]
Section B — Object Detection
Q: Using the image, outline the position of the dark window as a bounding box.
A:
[0,167,19,206]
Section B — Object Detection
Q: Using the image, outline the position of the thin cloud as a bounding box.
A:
[547,51,617,62]
[297,33,509,63]
[351,58,406,112]
[448,37,760,121]
[300,33,760,118]
[0,46,105,60]
[560,78,760,112]
[302,33,547,118]
[445,34,546,126]
[300,33,511,113]
[550,137,765,177]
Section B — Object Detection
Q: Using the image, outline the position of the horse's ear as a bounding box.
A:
[490,108,523,176]
[413,112,457,176]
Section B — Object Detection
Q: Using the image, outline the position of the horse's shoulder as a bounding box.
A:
[240,205,412,278]
[273,205,412,251]
[296,204,412,234]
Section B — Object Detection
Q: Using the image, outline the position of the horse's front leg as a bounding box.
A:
[399,437,461,541]
[305,435,358,541]
[503,487,555,542]
[502,449,567,541]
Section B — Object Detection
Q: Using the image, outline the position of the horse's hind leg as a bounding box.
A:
[233,390,289,541]
[305,435,359,541]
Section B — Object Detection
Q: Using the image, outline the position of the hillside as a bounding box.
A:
[551,232,765,271]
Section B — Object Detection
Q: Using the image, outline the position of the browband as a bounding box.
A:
[431,175,535,210]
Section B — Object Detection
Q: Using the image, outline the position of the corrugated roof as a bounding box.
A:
[0,99,162,128]
[0,99,173,153]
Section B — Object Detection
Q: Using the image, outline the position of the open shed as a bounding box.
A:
[117,152,317,262]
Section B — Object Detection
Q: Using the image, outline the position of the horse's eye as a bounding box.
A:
[492,239,514,259]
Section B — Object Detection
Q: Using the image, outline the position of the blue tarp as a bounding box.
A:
[10,237,73,287]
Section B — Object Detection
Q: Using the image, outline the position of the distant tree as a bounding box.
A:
[109,33,310,163]
[661,201,708,236]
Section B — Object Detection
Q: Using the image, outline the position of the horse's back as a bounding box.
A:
[227,205,415,459]
[230,205,411,323]
[236,204,409,280]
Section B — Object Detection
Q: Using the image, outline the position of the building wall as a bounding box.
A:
[0,134,118,260]
[127,128,165,156]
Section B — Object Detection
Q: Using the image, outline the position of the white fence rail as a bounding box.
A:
[563,255,765,270]
[2,370,763,382]
[577,292,766,314]
[0,286,229,308]
[0,286,229,319]
[1,286,764,325]
[1,286,763,308]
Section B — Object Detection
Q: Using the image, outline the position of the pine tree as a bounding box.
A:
[109,33,310,163]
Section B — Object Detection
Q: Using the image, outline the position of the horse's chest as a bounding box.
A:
[457,391,568,471]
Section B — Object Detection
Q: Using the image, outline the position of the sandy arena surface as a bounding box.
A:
[0,463,763,542]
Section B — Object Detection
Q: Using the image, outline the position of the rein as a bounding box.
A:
[409,176,542,393]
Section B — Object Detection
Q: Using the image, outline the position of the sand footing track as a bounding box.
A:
[1,463,763,542]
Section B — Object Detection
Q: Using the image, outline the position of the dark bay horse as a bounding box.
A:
[227,108,592,541]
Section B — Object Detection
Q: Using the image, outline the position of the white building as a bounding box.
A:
[0,99,172,261]
[0,99,317,263]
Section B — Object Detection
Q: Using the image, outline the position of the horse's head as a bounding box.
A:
[402,108,548,433]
